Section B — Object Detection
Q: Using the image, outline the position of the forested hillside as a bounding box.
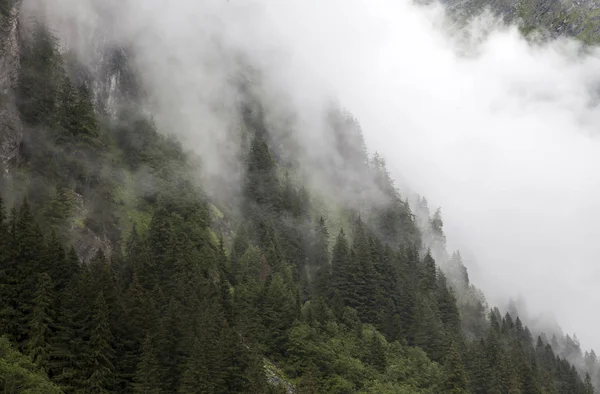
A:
[0,0,599,393]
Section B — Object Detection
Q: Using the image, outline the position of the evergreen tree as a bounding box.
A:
[331,229,352,312]
[0,194,7,265]
[443,341,469,394]
[231,223,250,283]
[420,250,437,293]
[584,373,595,394]
[133,334,161,394]
[243,133,281,220]
[364,334,387,372]
[437,271,461,340]
[413,294,445,362]
[85,292,116,393]
[25,272,54,372]
[397,245,420,338]
[350,218,378,323]
[262,273,298,356]
[177,335,218,394]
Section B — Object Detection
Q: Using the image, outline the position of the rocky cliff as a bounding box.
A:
[0,0,22,172]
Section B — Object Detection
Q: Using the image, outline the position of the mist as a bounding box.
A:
[31,0,600,352]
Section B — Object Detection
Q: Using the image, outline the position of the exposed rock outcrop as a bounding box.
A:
[0,0,23,171]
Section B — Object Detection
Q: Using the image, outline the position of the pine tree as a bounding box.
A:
[351,219,378,323]
[119,274,156,390]
[261,273,298,356]
[147,207,175,280]
[467,339,490,394]
[0,203,17,340]
[85,292,116,393]
[443,341,469,394]
[0,200,46,346]
[413,293,445,362]
[25,272,54,372]
[311,217,330,287]
[73,83,101,146]
[331,229,352,311]
[419,250,437,293]
[397,245,419,323]
[243,133,281,220]
[133,334,161,394]
[231,223,250,284]
[437,271,461,340]
[584,373,595,394]
[156,298,185,392]
[364,334,387,372]
[44,233,68,293]
[0,194,7,266]
[48,264,93,391]
[217,237,234,324]
[380,298,402,342]
[177,336,216,394]
[127,229,157,291]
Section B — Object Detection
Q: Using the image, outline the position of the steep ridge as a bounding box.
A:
[0,0,598,393]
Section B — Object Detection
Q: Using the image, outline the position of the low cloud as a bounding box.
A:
[30,0,600,351]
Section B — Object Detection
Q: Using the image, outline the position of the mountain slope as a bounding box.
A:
[0,1,598,393]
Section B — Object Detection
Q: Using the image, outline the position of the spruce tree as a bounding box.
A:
[25,272,54,372]
[331,229,352,311]
[443,341,469,394]
[85,292,116,393]
[261,273,297,356]
[133,334,161,394]
[364,335,387,372]
[419,250,437,293]
[584,373,595,394]
[243,134,281,218]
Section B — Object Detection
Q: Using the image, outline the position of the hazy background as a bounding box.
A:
[240,0,600,351]
[31,0,600,351]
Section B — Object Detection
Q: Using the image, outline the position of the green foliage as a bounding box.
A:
[84,292,115,393]
[24,273,54,372]
[0,336,63,394]
[133,335,161,394]
[17,21,63,127]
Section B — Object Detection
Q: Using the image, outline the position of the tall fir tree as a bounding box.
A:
[85,292,116,393]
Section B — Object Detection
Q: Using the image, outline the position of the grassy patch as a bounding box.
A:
[116,171,154,245]
[209,202,224,220]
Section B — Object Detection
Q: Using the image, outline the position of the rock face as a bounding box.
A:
[444,0,600,43]
[0,1,137,261]
[0,0,23,171]
[20,0,138,116]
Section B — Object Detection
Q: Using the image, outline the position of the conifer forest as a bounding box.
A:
[1,0,600,393]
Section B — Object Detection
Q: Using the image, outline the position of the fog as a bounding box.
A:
[31,0,600,351]
[234,0,600,352]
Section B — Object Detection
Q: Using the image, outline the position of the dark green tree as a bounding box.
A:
[85,292,116,393]
[443,341,469,394]
[24,273,54,372]
[133,334,161,394]
[331,229,352,312]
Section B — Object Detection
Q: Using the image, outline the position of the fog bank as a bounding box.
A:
[31,0,600,351]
